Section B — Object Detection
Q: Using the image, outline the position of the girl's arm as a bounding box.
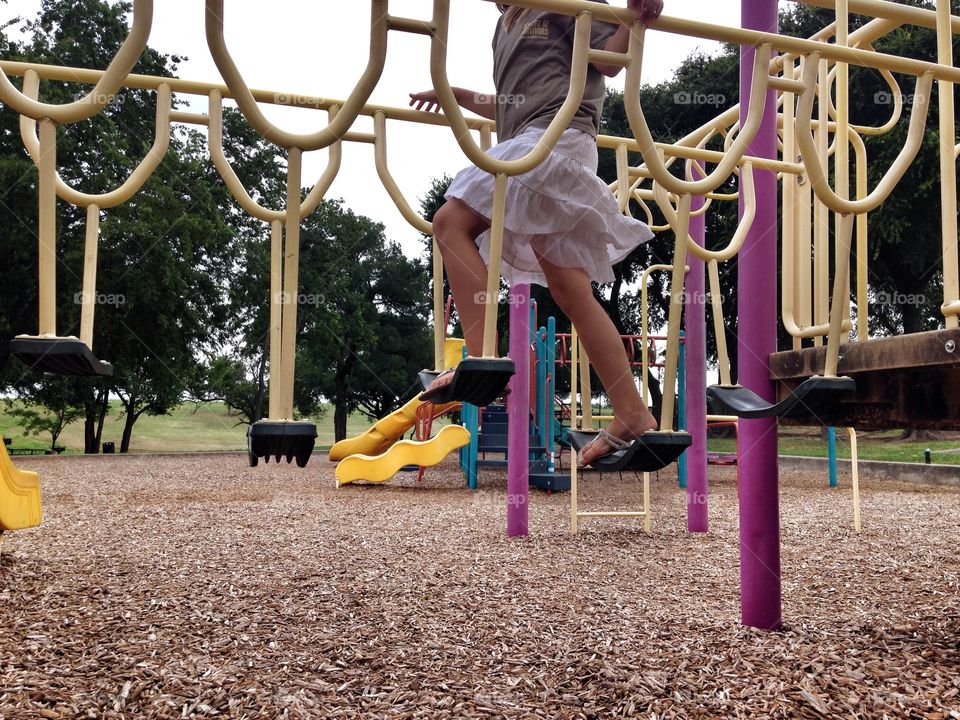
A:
[409,87,497,120]
[594,0,664,77]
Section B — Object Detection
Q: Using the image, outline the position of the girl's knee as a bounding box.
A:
[432,202,455,245]
[433,199,482,251]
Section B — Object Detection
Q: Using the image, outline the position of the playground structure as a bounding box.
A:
[0,440,42,533]
[0,0,957,630]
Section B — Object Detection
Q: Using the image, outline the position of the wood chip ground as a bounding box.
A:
[1,453,958,718]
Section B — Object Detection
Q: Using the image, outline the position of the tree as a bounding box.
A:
[5,377,85,451]
[191,108,289,426]
[295,199,433,441]
[0,1,239,452]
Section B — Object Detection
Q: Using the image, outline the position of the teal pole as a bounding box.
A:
[827,426,838,488]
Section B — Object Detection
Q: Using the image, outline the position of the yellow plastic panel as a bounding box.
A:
[335,425,470,487]
[328,339,465,462]
[0,440,42,532]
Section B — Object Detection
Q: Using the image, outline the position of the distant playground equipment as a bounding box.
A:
[0,439,42,534]
[458,306,571,493]
[329,339,466,484]
[2,0,958,629]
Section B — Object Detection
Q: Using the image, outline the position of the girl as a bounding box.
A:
[410,0,665,468]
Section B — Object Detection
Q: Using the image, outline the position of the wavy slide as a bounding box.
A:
[0,440,42,532]
[328,339,465,462]
[335,425,471,486]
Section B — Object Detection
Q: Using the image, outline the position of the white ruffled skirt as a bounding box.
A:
[445,125,655,287]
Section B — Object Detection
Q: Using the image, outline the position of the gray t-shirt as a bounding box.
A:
[492,2,619,141]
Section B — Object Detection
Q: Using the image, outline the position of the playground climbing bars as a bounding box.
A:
[1,0,958,629]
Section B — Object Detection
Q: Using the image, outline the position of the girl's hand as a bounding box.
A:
[409,90,442,113]
[627,0,663,24]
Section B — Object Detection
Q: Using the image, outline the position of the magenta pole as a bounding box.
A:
[507,283,530,537]
[685,191,708,532]
[738,0,782,630]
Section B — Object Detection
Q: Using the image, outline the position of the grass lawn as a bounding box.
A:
[0,401,387,454]
[707,428,960,466]
[3,399,959,465]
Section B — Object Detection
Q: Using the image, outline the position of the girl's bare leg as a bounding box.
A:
[430,199,491,388]
[536,251,657,463]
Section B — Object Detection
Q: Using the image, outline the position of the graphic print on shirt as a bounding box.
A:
[519,18,551,39]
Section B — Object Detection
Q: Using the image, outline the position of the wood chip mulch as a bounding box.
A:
[1,453,958,719]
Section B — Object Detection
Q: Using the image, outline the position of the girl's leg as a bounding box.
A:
[535,251,657,463]
[432,197,491,363]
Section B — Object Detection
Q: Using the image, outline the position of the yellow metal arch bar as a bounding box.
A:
[821,47,906,136]
[655,192,692,431]
[430,1,590,177]
[208,91,283,223]
[794,0,960,34]
[208,91,342,224]
[205,0,387,150]
[796,53,934,216]
[0,0,152,123]
[640,263,679,404]
[19,73,171,209]
[373,112,432,235]
[625,27,772,197]
[652,161,757,264]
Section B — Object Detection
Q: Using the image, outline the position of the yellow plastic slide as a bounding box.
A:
[0,440,42,532]
[335,424,470,486]
[328,339,465,462]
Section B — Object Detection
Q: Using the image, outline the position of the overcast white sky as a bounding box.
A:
[2,0,759,257]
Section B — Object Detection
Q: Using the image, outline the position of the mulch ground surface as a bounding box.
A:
[1,453,958,719]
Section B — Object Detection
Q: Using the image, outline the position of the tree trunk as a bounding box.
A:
[84,413,97,454]
[899,428,939,441]
[119,397,138,453]
[333,351,358,442]
[646,369,663,422]
[85,388,109,454]
[900,300,923,335]
[95,390,108,450]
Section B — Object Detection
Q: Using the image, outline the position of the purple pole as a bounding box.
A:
[739,0,781,630]
[507,283,530,537]
[686,192,708,532]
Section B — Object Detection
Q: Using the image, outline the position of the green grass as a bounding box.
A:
[0,401,391,454]
[3,399,959,464]
[579,402,960,466]
[706,429,960,466]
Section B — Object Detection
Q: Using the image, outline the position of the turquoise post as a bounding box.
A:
[827,426,838,488]
[678,330,688,489]
[537,326,548,455]
[460,346,479,489]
